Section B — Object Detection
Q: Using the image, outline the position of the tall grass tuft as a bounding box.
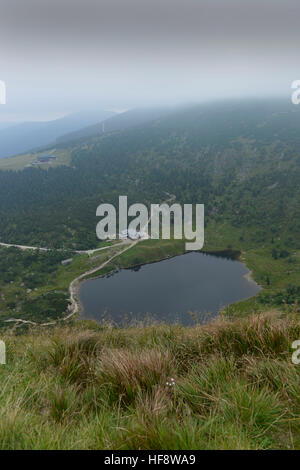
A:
[0,313,299,449]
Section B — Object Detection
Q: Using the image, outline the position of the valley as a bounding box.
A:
[0,100,299,326]
[2,0,300,452]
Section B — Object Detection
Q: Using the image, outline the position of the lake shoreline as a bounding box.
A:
[78,249,260,325]
[81,248,242,283]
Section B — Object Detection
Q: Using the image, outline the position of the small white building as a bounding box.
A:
[119,229,145,240]
[119,229,129,239]
[128,229,141,240]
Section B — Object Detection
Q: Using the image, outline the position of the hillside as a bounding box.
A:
[0,99,299,250]
[56,107,173,145]
[0,103,299,449]
[1,314,299,450]
[0,99,299,324]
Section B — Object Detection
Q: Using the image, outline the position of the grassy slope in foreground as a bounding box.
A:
[1,313,300,450]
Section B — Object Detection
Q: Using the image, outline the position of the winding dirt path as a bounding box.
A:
[0,241,123,256]
[3,193,176,327]
[66,193,176,320]
[67,238,141,319]
[4,236,145,327]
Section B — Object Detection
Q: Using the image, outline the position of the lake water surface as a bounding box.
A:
[79,252,260,326]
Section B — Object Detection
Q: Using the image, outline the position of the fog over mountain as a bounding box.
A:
[0,0,299,121]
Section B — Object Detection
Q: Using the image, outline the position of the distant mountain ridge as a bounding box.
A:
[56,107,174,145]
[0,109,115,159]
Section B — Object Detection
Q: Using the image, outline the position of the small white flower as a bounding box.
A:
[166,378,176,387]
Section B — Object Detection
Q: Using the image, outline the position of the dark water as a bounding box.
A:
[79,252,260,326]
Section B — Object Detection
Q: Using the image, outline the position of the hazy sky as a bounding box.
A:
[0,0,300,121]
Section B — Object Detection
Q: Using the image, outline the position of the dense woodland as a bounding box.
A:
[0,247,73,287]
[0,247,72,324]
[0,100,299,252]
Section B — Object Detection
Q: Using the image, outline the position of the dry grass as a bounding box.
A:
[0,312,299,449]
